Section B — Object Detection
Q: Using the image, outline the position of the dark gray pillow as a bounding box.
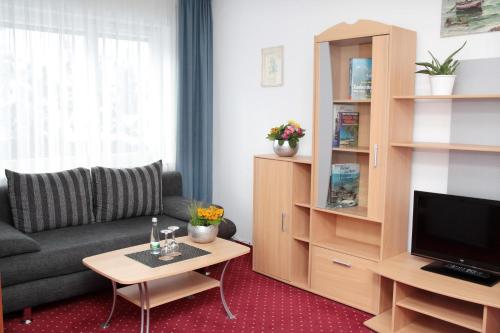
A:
[0,220,40,257]
[5,168,95,233]
[91,160,163,223]
[162,196,192,221]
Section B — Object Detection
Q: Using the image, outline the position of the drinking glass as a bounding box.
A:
[159,229,174,261]
[168,226,181,256]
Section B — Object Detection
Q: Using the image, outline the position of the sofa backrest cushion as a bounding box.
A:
[91,160,163,223]
[5,168,95,233]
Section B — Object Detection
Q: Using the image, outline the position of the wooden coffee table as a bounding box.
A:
[83,237,249,333]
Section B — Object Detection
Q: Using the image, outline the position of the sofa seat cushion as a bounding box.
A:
[5,168,95,233]
[91,161,163,223]
[0,215,187,287]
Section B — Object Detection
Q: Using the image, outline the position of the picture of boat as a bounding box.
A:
[456,0,483,11]
[441,0,500,37]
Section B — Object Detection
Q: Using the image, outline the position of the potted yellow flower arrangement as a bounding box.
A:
[188,203,225,243]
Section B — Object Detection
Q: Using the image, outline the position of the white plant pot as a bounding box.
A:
[430,75,456,95]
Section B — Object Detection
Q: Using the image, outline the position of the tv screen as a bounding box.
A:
[411,191,500,275]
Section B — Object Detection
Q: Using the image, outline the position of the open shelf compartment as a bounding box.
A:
[310,208,380,261]
[290,239,309,288]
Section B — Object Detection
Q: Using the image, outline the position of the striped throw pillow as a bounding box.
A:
[91,160,163,223]
[5,168,95,233]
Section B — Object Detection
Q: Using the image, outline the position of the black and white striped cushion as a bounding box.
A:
[91,160,163,223]
[5,168,95,233]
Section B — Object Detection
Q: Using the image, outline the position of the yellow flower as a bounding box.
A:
[288,120,301,128]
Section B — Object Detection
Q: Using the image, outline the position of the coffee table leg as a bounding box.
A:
[143,282,150,333]
[139,283,145,333]
[101,280,117,329]
[219,260,236,319]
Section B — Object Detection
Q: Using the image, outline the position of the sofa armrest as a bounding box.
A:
[162,196,212,222]
[0,219,41,258]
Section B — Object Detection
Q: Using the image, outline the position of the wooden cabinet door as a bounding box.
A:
[367,35,390,220]
[252,158,292,281]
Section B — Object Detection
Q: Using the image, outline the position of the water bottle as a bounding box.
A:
[150,217,161,255]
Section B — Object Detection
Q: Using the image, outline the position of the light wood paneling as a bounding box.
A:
[292,163,311,204]
[483,307,500,333]
[373,253,500,309]
[333,99,371,104]
[332,146,370,154]
[117,272,219,308]
[253,158,292,281]
[290,240,309,287]
[292,205,310,240]
[83,237,249,285]
[254,154,312,164]
[366,35,389,220]
[315,20,391,43]
[311,246,380,314]
[365,309,392,333]
[396,315,476,333]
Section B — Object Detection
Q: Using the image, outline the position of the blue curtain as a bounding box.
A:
[176,0,213,202]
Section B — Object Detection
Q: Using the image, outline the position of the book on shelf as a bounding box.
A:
[327,163,360,209]
[332,105,359,148]
[349,58,372,100]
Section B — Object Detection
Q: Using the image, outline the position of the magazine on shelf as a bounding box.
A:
[338,111,359,148]
[349,58,372,100]
[332,104,357,148]
[327,163,360,209]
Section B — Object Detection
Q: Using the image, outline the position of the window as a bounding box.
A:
[0,0,177,172]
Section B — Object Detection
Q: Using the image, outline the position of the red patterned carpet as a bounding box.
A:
[5,253,373,332]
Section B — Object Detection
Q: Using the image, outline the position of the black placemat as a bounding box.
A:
[126,243,211,268]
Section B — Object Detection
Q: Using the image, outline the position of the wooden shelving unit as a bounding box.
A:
[394,94,500,100]
[391,142,500,153]
[253,20,417,317]
[364,253,500,333]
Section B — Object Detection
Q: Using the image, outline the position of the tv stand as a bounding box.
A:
[364,253,500,332]
[422,260,500,287]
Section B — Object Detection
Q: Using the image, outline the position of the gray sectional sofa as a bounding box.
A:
[0,171,236,314]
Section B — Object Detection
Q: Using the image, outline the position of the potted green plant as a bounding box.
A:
[266,120,306,157]
[188,203,225,243]
[416,41,466,95]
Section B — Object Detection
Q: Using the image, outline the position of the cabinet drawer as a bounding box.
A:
[311,246,380,314]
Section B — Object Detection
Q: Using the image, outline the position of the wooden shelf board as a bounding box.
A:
[294,202,311,209]
[293,235,310,243]
[364,309,392,333]
[312,206,382,223]
[313,237,380,262]
[394,94,500,100]
[391,142,500,153]
[397,292,483,332]
[254,154,312,164]
[396,315,476,333]
[332,146,370,154]
[117,271,220,309]
[333,99,371,104]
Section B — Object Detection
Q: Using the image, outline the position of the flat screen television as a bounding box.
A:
[411,190,500,286]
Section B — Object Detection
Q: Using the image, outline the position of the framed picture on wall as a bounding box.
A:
[441,0,500,37]
[261,46,283,87]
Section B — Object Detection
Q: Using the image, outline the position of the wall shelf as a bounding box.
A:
[391,142,500,153]
[393,94,500,100]
[293,235,310,243]
[294,202,311,209]
[332,146,370,154]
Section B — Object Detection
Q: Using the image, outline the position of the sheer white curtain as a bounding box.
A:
[0,0,177,173]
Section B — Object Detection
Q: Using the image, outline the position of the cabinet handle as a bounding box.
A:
[373,144,379,168]
[332,259,352,268]
[281,212,285,232]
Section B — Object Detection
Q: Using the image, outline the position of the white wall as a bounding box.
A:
[212,0,500,244]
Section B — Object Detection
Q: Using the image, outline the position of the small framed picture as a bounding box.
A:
[261,46,283,87]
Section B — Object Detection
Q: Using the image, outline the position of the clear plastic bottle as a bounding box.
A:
[150,217,161,255]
